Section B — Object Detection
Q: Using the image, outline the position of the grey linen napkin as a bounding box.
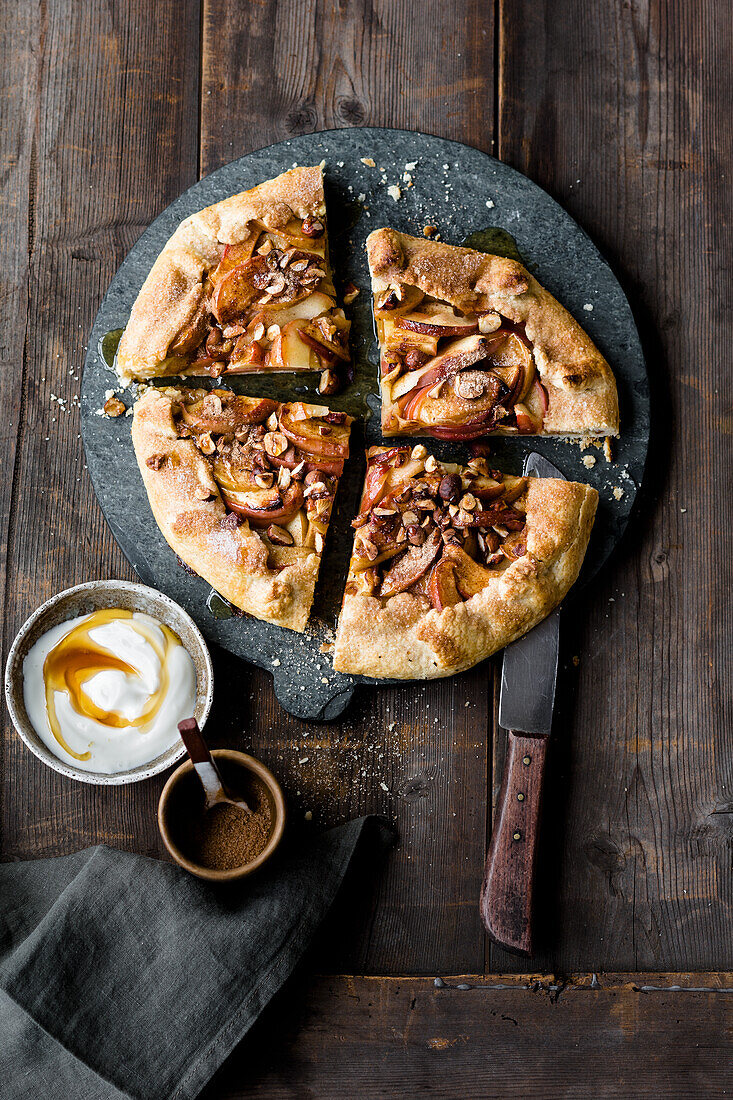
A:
[0,816,383,1100]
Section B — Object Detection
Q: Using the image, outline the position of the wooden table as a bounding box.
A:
[2,1,731,1094]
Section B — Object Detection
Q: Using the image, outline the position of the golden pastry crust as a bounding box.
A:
[333,447,597,678]
[367,228,619,438]
[117,167,346,386]
[132,386,351,632]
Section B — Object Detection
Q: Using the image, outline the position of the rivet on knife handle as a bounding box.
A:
[479,731,549,956]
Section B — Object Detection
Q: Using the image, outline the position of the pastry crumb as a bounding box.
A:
[357,192,366,203]
[612,487,624,500]
[572,655,580,667]
[680,507,687,513]
[387,184,401,202]
[485,199,495,208]
[583,303,594,311]
[582,454,596,469]
[272,657,281,666]
[604,437,613,462]
[304,810,313,821]
[423,224,438,237]
[404,161,417,171]
[360,156,375,167]
[380,782,389,792]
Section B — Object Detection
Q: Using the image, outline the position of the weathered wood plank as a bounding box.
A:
[0,0,201,861]
[202,972,733,1098]
[0,0,37,777]
[199,0,497,975]
[496,0,733,971]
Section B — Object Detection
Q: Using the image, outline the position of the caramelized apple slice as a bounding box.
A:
[266,320,317,372]
[395,303,479,338]
[211,256,272,324]
[379,529,442,598]
[179,394,277,435]
[279,405,351,459]
[221,482,304,527]
[428,557,462,611]
[382,318,440,358]
[441,545,495,598]
[169,301,209,356]
[210,240,261,289]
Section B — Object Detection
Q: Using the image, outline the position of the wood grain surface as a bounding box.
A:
[1,0,731,1093]
[200,972,733,1099]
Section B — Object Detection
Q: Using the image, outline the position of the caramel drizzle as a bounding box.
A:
[43,609,178,761]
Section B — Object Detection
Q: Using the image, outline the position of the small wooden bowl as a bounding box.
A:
[158,749,286,882]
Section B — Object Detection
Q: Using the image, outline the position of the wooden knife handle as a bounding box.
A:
[480,731,549,956]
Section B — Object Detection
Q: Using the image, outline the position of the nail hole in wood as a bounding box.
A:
[522,755,531,766]
[517,792,525,801]
[513,831,522,841]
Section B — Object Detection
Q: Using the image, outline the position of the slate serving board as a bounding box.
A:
[81,127,649,720]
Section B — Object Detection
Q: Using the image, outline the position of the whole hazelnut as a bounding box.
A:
[438,474,462,503]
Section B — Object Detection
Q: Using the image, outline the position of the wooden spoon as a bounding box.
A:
[177,717,250,813]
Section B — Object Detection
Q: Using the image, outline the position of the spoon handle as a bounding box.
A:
[178,716,212,765]
[178,717,229,810]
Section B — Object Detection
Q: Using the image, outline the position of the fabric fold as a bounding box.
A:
[0,817,386,1100]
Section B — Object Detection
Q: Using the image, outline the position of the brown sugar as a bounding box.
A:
[172,765,274,871]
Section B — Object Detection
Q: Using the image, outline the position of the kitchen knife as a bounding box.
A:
[479,452,564,956]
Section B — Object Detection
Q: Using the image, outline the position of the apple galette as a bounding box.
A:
[366,229,619,440]
[117,167,349,395]
[132,387,352,632]
[332,445,597,678]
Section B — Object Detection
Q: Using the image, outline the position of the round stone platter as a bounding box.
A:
[82,127,649,720]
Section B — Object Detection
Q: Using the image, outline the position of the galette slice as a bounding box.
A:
[367,229,619,441]
[333,445,597,679]
[132,387,352,632]
[117,167,349,395]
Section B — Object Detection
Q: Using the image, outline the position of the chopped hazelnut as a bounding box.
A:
[343,282,360,305]
[266,412,279,431]
[277,466,292,489]
[103,396,126,418]
[255,472,275,489]
[197,432,216,455]
[264,431,289,457]
[315,532,325,553]
[301,218,324,238]
[266,524,294,546]
[146,454,166,470]
[410,444,428,461]
[460,493,478,511]
[318,368,340,395]
[423,225,437,237]
[406,524,425,546]
[438,474,462,502]
[424,454,438,473]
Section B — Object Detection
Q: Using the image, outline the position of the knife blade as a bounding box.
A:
[480,452,565,956]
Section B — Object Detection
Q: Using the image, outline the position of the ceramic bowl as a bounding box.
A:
[158,750,286,882]
[4,580,214,785]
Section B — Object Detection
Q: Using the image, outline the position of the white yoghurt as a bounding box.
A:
[23,610,197,774]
